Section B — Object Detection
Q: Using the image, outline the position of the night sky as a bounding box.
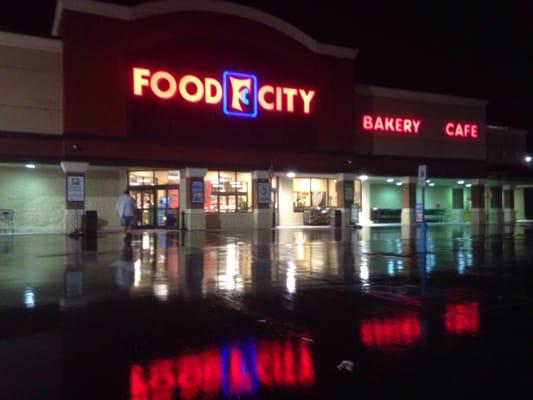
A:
[1,1,531,148]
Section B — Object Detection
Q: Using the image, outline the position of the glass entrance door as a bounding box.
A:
[156,187,179,228]
[131,189,155,227]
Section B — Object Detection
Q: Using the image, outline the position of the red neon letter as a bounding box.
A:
[394,118,403,132]
[445,122,455,136]
[403,119,412,133]
[283,88,298,112]
[412,120,421,133]
[362,115,373,130]
[455,124,463,136]
[275,87,283,111]
[299,89,315,114]
[374,116,384,130]
[384,117,394,131]
[179,75,204,103]
[133,67,151,96]
[204,77,222,104]
[258,85,275,110]
[150,71,177,99]
[471,124,478,138]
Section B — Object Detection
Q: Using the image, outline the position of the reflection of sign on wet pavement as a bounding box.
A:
[130,337,314,398]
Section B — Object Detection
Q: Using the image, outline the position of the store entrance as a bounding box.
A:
[131,187,179,228]
[128,170,181,229]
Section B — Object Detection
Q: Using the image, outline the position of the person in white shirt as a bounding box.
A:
[115,189,137,235]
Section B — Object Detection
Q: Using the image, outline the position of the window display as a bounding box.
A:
[293,178,311,211]
[293,178,336,212]
[204,171,251,213]
[129,170,180,186]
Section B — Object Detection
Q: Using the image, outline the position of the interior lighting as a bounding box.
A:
[359,175,368,181]
[287,172,296,178]
[396,182,402,186]
[525,155,532,163]
[429,183,435,187]
[25,164,36,169]
[457,180,465,185]
[386,178,394,183]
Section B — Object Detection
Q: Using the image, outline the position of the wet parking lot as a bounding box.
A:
[0,224,532,399]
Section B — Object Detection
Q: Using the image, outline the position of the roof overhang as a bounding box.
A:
[53,0,358,60]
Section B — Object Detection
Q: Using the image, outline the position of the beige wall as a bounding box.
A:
[86,168,128,231]
[278,177,304,226]
[0,34,62,134]
[0,165,64,233]
[0,165,126,234]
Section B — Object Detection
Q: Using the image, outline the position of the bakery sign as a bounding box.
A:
[361,114,479,139]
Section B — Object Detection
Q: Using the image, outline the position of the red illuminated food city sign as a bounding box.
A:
[361,114,479,139]
[133,67,316,118]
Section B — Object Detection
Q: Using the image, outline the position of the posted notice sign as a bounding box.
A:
[67,175,85,202]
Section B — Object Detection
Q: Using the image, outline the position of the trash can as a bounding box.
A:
[84,210,98,235]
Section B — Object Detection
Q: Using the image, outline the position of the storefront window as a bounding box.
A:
[293,178,336,212]
[154,170,180,185]
[311,178,327,207]
[293,178,311,212]
[129,170,180,186]
[204,171,252,213]
[129,171,155,186]
[328,180,338,207]
[354,179,362,208]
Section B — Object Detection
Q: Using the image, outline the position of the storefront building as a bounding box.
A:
[0,0,531,234]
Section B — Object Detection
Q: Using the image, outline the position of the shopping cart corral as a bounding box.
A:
[0,209,14,233]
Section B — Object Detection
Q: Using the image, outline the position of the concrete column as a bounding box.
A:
[60,161,89,234]
[514,187,525,220]
[179,168,207,230]
[489,184,504,225]
[401,177,417,226]
[452,187,465,222]
[360,179,371,225]
[336,173,358,227]
[503,185,516,224]
[252,170,272,229]
[470,179,485,226]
